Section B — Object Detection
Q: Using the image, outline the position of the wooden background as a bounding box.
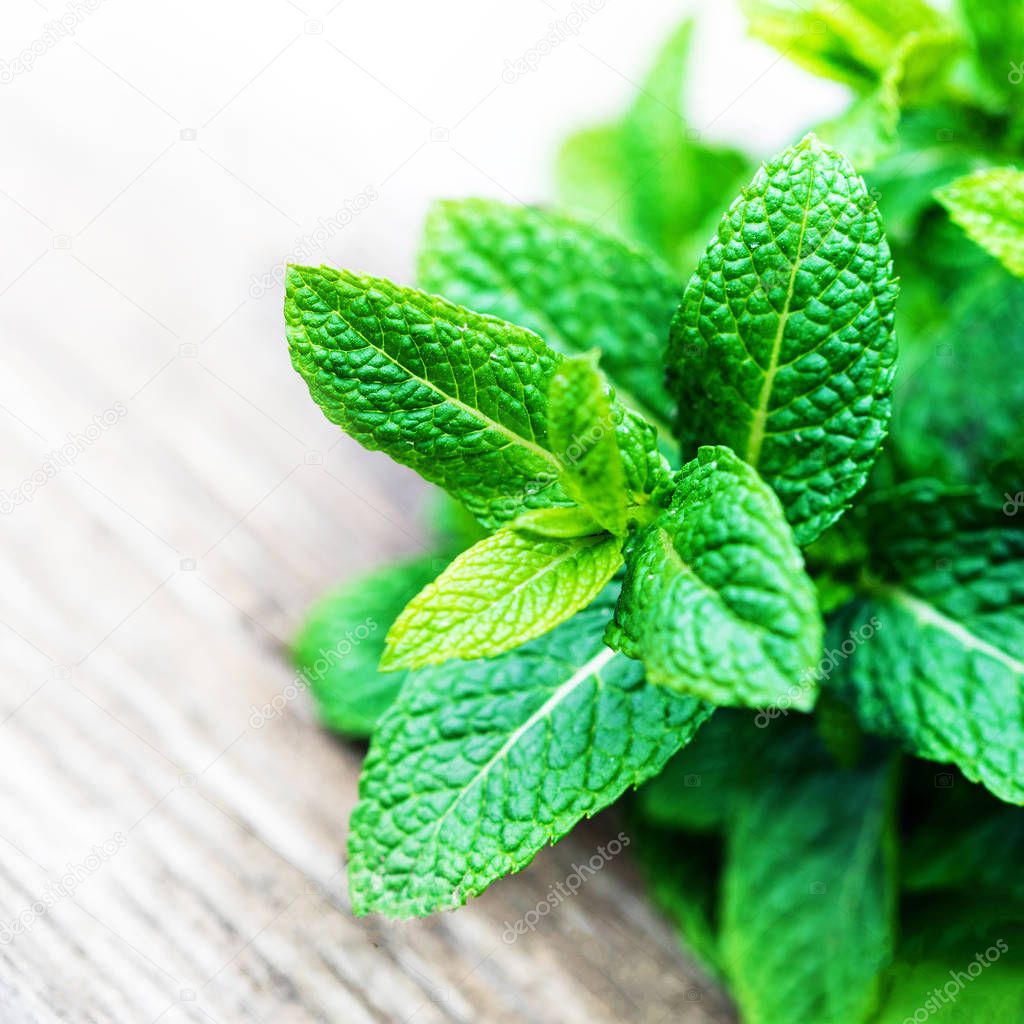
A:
[0,305,735,1021]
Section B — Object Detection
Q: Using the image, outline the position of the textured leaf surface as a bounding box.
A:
[292,555,447,737]
[609,447,822,709]
[832,485,1024,805]
[382,528,622,670]
[669,134,898,544]
[721,728,899,1024]
[418,199,680,431]
[349,590,713,917]
[509,506,602,539]
[937,167,1024,279]
[741,0,946,89]
[548,355,628,535]
[286,266,572,529]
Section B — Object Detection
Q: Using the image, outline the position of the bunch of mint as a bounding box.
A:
[285,2,1024,1021]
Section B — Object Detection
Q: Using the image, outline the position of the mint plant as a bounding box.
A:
[286,4,1024,1021]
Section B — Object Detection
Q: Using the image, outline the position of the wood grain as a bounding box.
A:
[0,276,735,1023]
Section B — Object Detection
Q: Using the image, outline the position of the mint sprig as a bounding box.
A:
[283,21,1024,1020]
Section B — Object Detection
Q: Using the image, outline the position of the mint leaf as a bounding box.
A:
[832,486,1024,805]
[553,21,750,276]
[891,271,1024,490]
[548,355,629,535]
[555,123,630,235]
[958,0,1024,103]
[636,710,758,832]
[669,134,899,544]
[937,167,1024,279]
[904,789,1024,902]
[618,19,750,273]
[509,506,602,538]
[873,898,1024,1024]
[381,528,622,670]
[286,266,572,529]
[608,446,822,710]
[349,589,713,917]
[292,554,447,737]
[867,107,984,245]
[740,0,946,90]
[815,28,961,171]
[418,199,681,432]
[721,728,899,1024]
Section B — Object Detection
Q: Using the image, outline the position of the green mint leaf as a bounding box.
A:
[903,785,1024,902]
[418,199,681,433]
[815,29,961,171]
[349,589,713,917]
[608,446,822,710]
[286,265,571,530]
[548,355,629,535]
[831,486,1024,806]
[636,710,758,832]
[509,506,602,539]
[721,728,899,1024]
[958,0,1024,103]
[873,898,1024,1024]
[555,122,630,236]
[936,167,1024,279]
[669,133,898,545]
[291,554,449,737]
[814,90,900,172]
[740,0,946,90]
[626,814,724,979]
[381,528,622,670]
[867,107,984,245]
[891,271,1024,490]
[554,21,750,276]
[618,19,751,273]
